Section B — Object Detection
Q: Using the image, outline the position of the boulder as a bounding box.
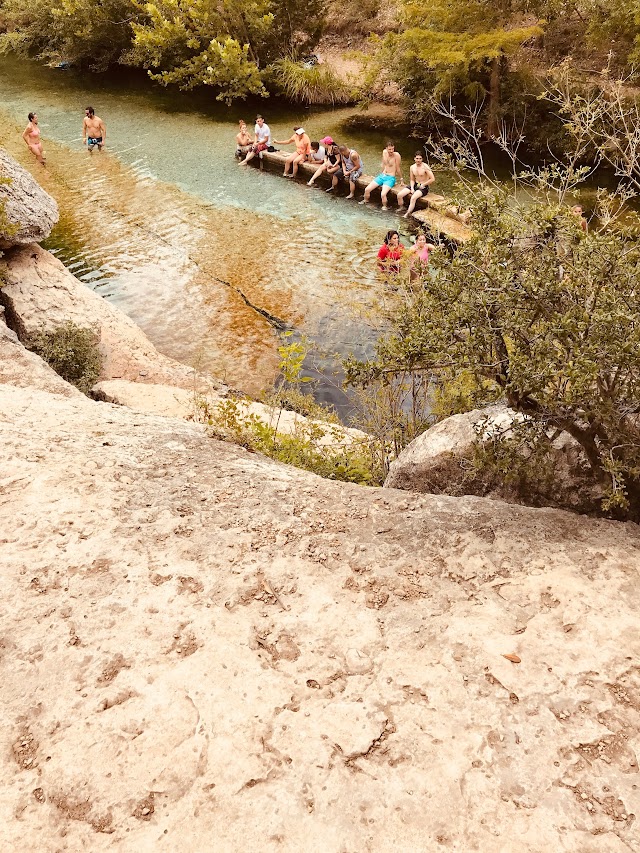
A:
[385,404,603,512]
[1,380,640,850]
[0,243,224,392]
[0,311,81,398]
[0,148,58,248]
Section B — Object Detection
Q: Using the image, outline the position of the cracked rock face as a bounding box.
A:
[0,149,58,248]
[1,363,639,851]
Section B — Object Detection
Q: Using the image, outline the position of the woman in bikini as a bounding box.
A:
[235,120,253,159]
[22,112,46,165]
[408,232,436,280]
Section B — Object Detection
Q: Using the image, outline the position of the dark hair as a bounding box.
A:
[338,145,350,156]
[28,112,35,122]
[85,106,95,116]
[310,141,319,150]
[386,140,395,148]
[256,114,263,120]
[415,150,424,157]
[384,230,399,245]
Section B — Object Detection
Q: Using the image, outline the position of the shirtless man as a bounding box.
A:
[360,141,403,209]
[83,106,106,151]
[397,152,436,217]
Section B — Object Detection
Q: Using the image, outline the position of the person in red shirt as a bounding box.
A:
[377,230,404,273]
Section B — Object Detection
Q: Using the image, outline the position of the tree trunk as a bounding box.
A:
[486,55,501,139]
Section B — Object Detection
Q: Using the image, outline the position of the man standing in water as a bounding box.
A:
[360,141,403,210]
[83,106,106,152]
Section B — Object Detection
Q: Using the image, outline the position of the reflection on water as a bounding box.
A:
[0,57,429,407]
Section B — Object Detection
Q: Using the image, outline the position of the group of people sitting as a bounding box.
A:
[236,116,436,216]
[377,230,437,276]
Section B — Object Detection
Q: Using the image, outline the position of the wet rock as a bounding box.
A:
[0,148,58,248]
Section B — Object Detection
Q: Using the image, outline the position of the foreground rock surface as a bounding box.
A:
[0,148,58,247]
[385,405,603,513]
[0,243,224,392]
[1,374,639,851]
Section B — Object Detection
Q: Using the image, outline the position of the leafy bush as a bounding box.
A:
[29,321,102,393]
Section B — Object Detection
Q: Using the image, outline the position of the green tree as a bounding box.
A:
[363,0,542,136]
[0,0,136,69]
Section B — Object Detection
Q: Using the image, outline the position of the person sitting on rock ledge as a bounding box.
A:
[360,141,404,210]
[235,120,253,159]
[273,127,311,178]
[238,115,271,167]
[307,137,341,187]
[397,151,436,218]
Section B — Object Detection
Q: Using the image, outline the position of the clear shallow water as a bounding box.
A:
[0,57,437,409]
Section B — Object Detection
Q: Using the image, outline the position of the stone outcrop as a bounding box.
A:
[0,311,81,398]
[0,243,224,392]
[93,378,370,450]
[0,148,59,247]
[385,405,603,512]
[1,373,639,851]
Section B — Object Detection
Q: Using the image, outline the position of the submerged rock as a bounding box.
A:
[385,404,603,513]
[0,148,58,248]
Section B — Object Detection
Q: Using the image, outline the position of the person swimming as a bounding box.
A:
[22,113,45,165]
[409,232,437,280]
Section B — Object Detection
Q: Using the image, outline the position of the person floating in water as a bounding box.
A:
[273,126,311,177]
[377,230,404,273]
[238,115,271,166]
[22,112,45,165]
[236,120,253,159]
[83,106,106,151]
[397,152,436,217]
[361,141,403,210]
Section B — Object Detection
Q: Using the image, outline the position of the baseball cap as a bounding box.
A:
[320,136,334,145]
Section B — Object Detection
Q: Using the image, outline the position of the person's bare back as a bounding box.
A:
[83,106,106,151]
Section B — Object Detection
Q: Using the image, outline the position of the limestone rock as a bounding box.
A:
[0,148,58,247]
[0,243,224,392]
[0,313,81,398]
[1,380,639,851]
[385,404,602,513]
[93,378,371,450]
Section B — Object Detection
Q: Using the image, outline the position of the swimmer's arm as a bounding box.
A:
[22,126,30,145]
[82,116,87,144]
[396,154,404,183]
[99,119,106,144]
[409,164,416,191]
[273,135,294,145]
[424,166,435,186]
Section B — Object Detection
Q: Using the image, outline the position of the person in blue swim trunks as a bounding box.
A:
[360,141,403,209]
[83,106,106,152]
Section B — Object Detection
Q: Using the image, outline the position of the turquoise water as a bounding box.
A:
[0,57,436,408]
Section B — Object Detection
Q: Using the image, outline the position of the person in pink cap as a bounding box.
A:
[307,136,341,186]
[274,126,311,177]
